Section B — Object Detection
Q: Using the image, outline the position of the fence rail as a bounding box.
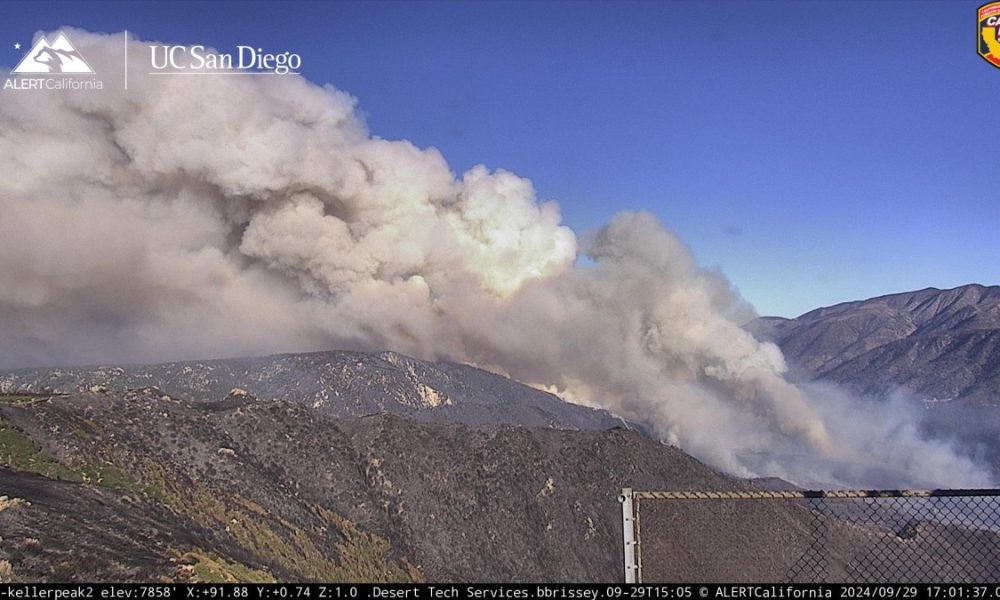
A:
[620,487,1000,583]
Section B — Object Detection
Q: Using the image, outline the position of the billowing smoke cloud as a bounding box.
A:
[0,30,990,488]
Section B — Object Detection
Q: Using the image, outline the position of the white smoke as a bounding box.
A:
[0,30,990,488]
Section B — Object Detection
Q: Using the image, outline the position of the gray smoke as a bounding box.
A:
[0,30,991,488]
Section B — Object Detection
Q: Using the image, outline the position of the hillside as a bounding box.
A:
[749,284,1000,403]
[2,332,999,582]
[0,350,622,432]
[3,390,998,582]
[0,389,734,582]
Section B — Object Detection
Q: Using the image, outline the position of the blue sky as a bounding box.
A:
[2,0,997,317]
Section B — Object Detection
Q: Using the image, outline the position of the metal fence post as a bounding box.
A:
[620,487,638,583]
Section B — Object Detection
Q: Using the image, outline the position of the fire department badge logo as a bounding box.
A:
[980,2,1000,68]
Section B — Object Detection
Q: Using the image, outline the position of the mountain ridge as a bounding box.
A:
[749,283,1000,403]
[0,349,624,433]
[0,388,735,582]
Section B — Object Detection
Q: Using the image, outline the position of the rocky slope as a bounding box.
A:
[749,284,1000,403]
[3,389,998,582]
[0,350,622,431]
[0,389,734,582]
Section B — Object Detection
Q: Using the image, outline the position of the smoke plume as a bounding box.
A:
[0,30,990,488]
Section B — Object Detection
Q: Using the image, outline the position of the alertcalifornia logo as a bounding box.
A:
[12,32,93,74]
[979,1,1000,69]
[5,31,103,90]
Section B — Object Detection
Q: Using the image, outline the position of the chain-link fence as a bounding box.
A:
[619,488,1000,583]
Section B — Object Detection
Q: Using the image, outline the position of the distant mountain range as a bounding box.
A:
[0,350,622,432]
[749,284,1000,404]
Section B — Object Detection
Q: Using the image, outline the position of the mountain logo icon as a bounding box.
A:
[12,33,95,74]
